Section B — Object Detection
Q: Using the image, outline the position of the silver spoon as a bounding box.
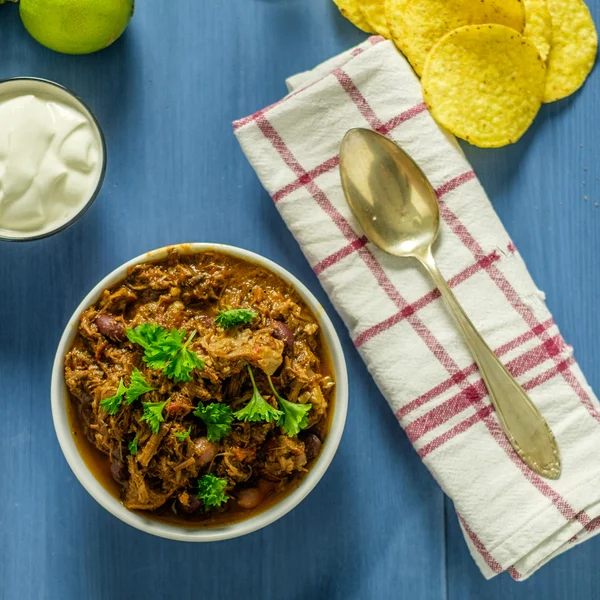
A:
[339,128,560,479]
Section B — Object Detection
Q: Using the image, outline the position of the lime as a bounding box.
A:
[19,0,134,55]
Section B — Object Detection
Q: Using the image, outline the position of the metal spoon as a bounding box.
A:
[339,128,561,480]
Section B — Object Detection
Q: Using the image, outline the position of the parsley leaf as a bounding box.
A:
[162,330,204,382]
[215,308,257,330]
[233,366,283,424]
[193,403,233,442]
[197,474,228,508]
[127,323,173,370]
[127,324,204,382]
[128,434,140,456]
[140,400,168,434]
[125,368,155,405]
[268,376,312,437]
[99,379,127,415]
[100,371,155,415]
[126,322,168,351]
[173,427,191,442]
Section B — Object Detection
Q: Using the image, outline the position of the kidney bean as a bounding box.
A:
[257,479,276,495]
[199,315,215,327]
[303,433,322,461]
[95,314,125,341]
[177,496,202,516]
[110,461,129,484]
[270,320,295,350]
[237,487,264,510]
[194,437,218,467]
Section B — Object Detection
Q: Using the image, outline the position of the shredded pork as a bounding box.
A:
[64,250,333,520]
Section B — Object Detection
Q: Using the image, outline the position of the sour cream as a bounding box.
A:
[0,79,105,240]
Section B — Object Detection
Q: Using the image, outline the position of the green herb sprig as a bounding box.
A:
[125,368,156,405]
[215,308,257,330]
[140,400,168,434]
[127,324,204,382]
[99,368,155,416]
[197,474,228,508]
[233,366,283,424]
[268,376,312,437]
[193,403,233,442]
[99,379,127,415]
[173,427,191,442]
[128,434,140,456]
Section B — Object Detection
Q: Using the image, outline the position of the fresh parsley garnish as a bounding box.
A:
[162,330,204,381]
[128,434,140,456]
[100,370,155,415]
[197,474,228,508]
[215,308,257,330]
[173,427,191,442]
[126,322,167,352]
[99,379,127,415]
[140,400,168,434]
[268,376,312,437]
[125,368,155,405]
[193,403,233,442]
[127,324,204,382]
[233,366,283,424]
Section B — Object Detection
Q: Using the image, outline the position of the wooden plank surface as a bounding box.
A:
[0,2,443,599]
[0,0,598,597]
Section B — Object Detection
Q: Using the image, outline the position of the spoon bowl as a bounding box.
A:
[340,128,439,258]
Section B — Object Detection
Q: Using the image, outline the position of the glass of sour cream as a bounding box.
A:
[0,77,107,241]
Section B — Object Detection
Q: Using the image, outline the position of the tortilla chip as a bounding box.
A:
[544,0,597,102]
[422,25,546,148]
[385,0,526,75]
[361,0,391,37]
[523,0,553,61]
[332,0,374,33]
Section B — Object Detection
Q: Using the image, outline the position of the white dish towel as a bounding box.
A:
[234,37,600,580]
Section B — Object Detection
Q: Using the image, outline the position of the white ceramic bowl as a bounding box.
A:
[0,77,106,242]
[51,243,348,541]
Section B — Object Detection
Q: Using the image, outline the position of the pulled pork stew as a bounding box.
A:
[64,250,334,525]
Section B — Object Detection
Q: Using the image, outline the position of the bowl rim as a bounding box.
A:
[51,243,348,542]
[0,76,107,242]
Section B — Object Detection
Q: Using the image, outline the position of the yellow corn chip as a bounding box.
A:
[361,0,391,38]
[332,0,374,33]
[523,0,553,61]
[385,0,526,76]
[544,0,597,102]
[422,25,546,148]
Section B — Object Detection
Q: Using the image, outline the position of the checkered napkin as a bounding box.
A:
[233,37,600,580]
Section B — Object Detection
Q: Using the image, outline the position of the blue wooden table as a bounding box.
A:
[1,1,599,598]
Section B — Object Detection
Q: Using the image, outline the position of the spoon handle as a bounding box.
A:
[416,248,561,480]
